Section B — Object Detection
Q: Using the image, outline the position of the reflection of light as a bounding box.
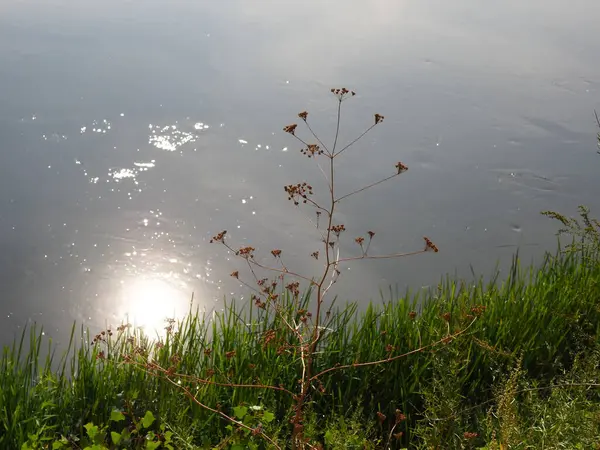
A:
[119,277,188,336]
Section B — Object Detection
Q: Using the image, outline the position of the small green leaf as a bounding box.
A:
[110,410,126,422]
[262,411,275,423]
[324,430,333,444]
[84,423,99,440]
[120,427,131,440]
[146,441,160,450]
[141,411,155,429]
[233,406,248,420]
[111,431,122,445]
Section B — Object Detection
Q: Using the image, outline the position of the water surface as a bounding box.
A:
[1,0,599,345]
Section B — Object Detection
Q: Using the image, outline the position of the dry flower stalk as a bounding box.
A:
[123,88,459,449]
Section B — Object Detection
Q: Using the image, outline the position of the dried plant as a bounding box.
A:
[127,88,473,448]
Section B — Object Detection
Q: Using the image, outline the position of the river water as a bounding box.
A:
[1,0,599,345]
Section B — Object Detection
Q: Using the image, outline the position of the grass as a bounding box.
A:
[1,246,600,448]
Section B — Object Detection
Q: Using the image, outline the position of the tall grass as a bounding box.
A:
[1,248,600,447]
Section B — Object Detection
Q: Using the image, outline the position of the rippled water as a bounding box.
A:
[1,0,599,345]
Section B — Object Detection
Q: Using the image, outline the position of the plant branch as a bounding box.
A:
[336,173,398,203]
[309,318,477,382]
[160,373,282,450]
[304,119,330,155]
[334,249,427,264]
[334,124,376,157]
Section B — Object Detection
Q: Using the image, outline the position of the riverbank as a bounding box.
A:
[3,248,600,449]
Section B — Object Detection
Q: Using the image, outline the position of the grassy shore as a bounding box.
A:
[2,248,600,449]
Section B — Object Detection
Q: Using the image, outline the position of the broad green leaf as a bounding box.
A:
[84,423,99,440]
[233,405,248,420]
[146,441,160,450]
[110,410,126,422]
[141,411,155,429]
[111,431,122,445]
[262,411,275,423]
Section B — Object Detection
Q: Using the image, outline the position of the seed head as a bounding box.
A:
[230,271,239,279]
[284,182,314,205]
[329,224,346,236]
[395,410,407,423]
[286,281,300,296]
[331,87,356,101]
[374,113,385,124]
[237,246,256,259]
[311,251,319,260]
[395,161,408,174]
[298,111,308,121]
[210,230,227,243]
[423,236,439,252]
[271,249,282,257]
[355,236,364,245]
[283,124,298,135]
[300,144,323,158]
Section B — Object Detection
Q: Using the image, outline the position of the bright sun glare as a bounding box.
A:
[119,277,189,335]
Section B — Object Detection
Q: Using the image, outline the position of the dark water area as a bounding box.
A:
[1,0,599,347]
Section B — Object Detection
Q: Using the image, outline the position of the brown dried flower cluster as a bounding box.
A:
[284,182,314,205]
[374,113,385,124]
[329,224,346,236]
[463,432,478,440]
[237,246,256,259]
[298,111,308,121]
[470,305,487,316]
[210,230,227,243]
[355,236,365,245]
[300,144,324,158]
[283,124,298,135]
[423,236,438,252]
[252,294,266,309]
[395,161,408,174]
[311,251,319,260]
[331,87,356,100]
[91,329,113,345]
[286,281,300,296]
[395,410,407,424]
[271,249,282,258]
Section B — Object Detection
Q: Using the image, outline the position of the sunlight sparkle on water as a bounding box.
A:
[118,277,189,336]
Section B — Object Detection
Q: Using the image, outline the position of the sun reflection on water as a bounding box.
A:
[117,276,191,336]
